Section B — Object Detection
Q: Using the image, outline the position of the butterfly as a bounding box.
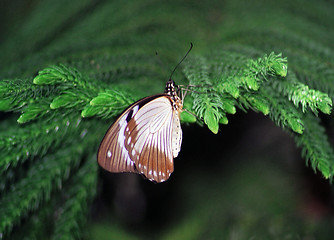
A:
[97,44,193,183]
[97,79,183,182]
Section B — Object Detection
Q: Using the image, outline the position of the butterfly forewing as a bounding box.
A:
[98,95,181,182]
[97,107,137,173]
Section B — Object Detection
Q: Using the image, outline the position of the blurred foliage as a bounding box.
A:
[0,0,334,239]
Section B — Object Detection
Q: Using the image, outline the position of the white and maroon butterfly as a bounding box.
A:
[97,79,183,183]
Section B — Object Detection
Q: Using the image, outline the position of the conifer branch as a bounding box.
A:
[32,64,138,121]
[0,116,90,190]
[237,92,270,115]
[183,52,288,133]
[294,113,334,179]
[240,52,287,91]
[6,157,97,240]
[9,197,57,240]
[33,65,102,117]
[271,72,332,115]
[260,87,304,134]
[0,130,98,237]
[51,155,97,240]
[33,64,98,90]
[82,89,135,119]
[0,79,58,112]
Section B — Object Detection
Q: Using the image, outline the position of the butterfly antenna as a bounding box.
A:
[169,42,193,80]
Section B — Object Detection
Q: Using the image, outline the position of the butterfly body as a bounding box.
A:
[98,79,183,182]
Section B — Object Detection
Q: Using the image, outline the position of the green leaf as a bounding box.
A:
[33,66,67,85]
[287,117,304,134]
[317,97,332,114]
[242,76,259,91]
[17,111,40,124]
[81,105,101,118]
[90,90,133,108]
[272,61,288,77]
[0,99,14,111]
[204,107,219,134]
[180,111,197,123]
[219,115,228,125]
[245,94,270,115]
[17,103,50,124]
[90,92,113,106]
[50,93,78,109]
[219,79,240,98]
[221,100,236,114]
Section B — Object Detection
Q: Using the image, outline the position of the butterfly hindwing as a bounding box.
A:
[171,113,182,158]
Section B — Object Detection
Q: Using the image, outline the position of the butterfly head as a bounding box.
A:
[165,79,178,95]
[165,78,183,112]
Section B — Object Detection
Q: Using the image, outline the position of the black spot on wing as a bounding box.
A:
[126,109,133,123]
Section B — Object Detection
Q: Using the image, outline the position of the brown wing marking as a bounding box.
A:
[97,109,137,173]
